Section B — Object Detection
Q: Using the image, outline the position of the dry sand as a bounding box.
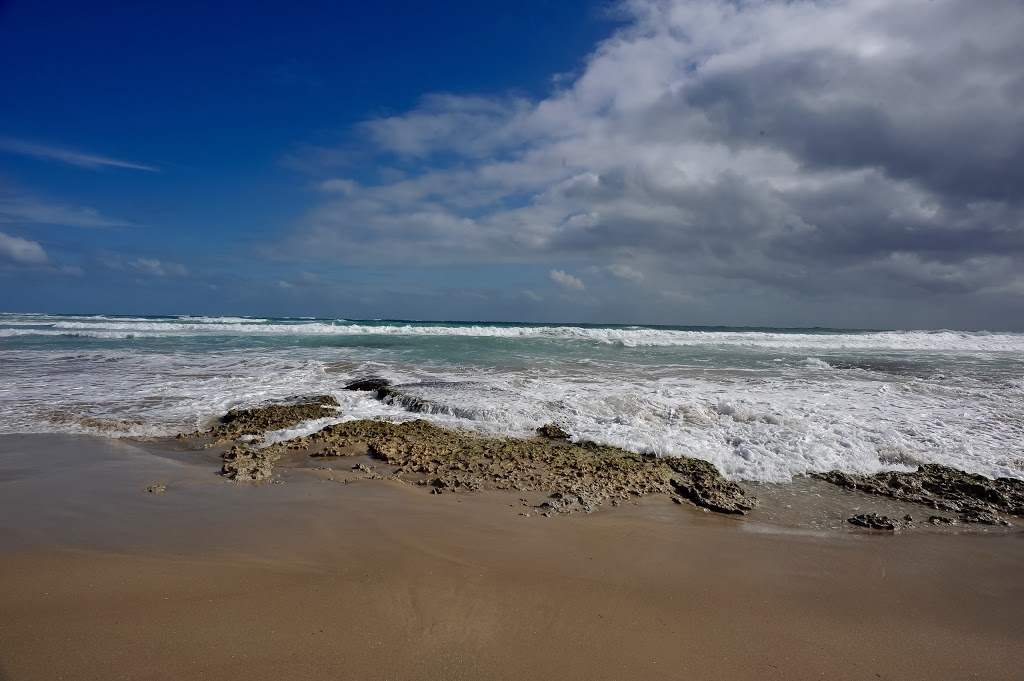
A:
[1,434,1023,680]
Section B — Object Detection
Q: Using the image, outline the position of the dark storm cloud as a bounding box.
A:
[281,0,1024,326]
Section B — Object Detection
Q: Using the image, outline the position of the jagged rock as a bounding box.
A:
[929,515,957,526]
[847,513,907,531]
[221,445,281,482]
[664,457,753,514]
[344,378,391,392]
[536,423,570,440]
[146,484,166,495]
[816,464,1023,525]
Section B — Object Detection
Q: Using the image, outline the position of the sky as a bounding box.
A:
[1,0,1023,330]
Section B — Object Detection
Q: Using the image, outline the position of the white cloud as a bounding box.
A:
[590,263,644,282]
[0,231,48,265]
[549,269,585,291]
[0,137,158,171]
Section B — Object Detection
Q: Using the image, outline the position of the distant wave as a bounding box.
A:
[1,317,1022,352]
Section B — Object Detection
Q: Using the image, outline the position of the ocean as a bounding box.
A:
[2,313,1022,484]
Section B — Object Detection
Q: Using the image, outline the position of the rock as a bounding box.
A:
[929,515,957,526]
[146,484,166,495]
[221,445,281,482]
[847,513,907,531]
[181,395,339,440]
[536,423,570,440]
[664,457,754,514]
[344,378,391,392]
[958,509,1010,526]
[816,464,1024,525]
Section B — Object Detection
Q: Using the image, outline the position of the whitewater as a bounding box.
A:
[2,313,1022,483]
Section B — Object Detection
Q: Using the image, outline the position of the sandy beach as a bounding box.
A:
[1,433,1022,680]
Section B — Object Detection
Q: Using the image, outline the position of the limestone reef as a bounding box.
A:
[181,394,755,515]
[178,394,1023,529]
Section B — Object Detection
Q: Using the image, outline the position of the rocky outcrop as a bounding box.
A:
[665,457,753,514]
[816,464,1023,525]
[178,396,753,513]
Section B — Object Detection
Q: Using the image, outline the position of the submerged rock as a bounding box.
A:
[375,386,436,414]
[816,464,1022,525]
[344,378,391,392]
[847,513,910,531]
[536,423,570,440]
[145,484,166,495]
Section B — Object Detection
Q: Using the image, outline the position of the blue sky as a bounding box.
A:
[2,0,1023,329]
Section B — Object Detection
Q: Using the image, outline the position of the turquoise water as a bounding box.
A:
[2,313,1023,482]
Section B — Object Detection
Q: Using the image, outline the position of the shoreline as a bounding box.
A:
[2,432,1024,679]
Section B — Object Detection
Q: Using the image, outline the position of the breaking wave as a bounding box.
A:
[2,315,1022,352]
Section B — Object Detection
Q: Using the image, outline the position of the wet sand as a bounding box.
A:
[1,434,1023,680]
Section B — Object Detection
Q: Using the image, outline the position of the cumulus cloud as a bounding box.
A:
[549,269,585,291]
[0,137,158,171]
[281,0,1024,324]
[0,231,48,265]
